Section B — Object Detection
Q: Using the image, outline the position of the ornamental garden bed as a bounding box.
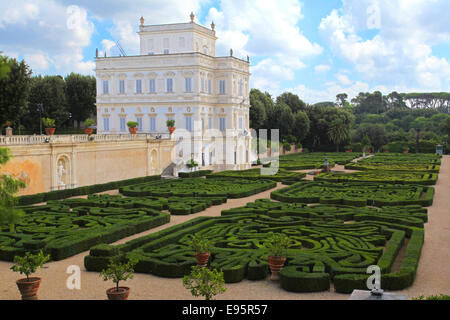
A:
[119,178,277,199]
[0,195,171,262]
[263,152,362,170]
[84,200,426,293]
[315,171,438,185]
[205,168,306,182]
[270,180,435,207]
[345,153,442,173]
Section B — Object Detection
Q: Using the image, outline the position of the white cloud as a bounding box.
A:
[315,64,331,73]
[318,0,450,91]
[0,1,94,75]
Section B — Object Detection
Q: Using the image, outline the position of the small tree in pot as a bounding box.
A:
[100,257,137,300]
[127,121,139,134]
[42,118,56,136]
[186,158,198,172]
[10,250,50,300]
[84,118,95,135]
[186,233,212,267]
[264,233,291,281]
[182,266,226,300]
[166,119,176,134]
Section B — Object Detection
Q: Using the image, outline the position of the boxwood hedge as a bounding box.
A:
[205,168,306,182]
[270,180,435,207]
[84,200,427,293]
[315,171,438,185]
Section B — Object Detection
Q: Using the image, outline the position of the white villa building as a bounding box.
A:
[95,13,252,174]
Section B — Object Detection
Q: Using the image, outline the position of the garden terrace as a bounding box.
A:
[0,195,172,261]
[270,152,362,170]
[84,200,426,293]
[270,180,435,207]
[119,178,277,199]
[315,171,438,185]
[205,168,306,182]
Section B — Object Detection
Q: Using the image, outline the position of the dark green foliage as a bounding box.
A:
[206,168,305,182]
[271,180,435,207]
[0,195,170,261]
[120,178,276,199]
[273,152,361,170]
[178,170,212,178]
[316,171,438,185]
[84,200,426,293]
[17,175,162,205]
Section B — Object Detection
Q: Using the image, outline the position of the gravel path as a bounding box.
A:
[0,155,448,300]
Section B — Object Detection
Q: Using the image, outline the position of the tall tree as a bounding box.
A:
[354,124,388,152]
[327,114,353,152]
[0,58,32,131]
[276,92,307,113]
[336,93,348,107]
[26,75,70,132]
[0,53,11,80]
[65,73,96,128]
[292,111,310,144]
[249,89,268,130]
[411,116,428,153]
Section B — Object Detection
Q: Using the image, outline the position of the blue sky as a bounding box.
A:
[1,0,449,103]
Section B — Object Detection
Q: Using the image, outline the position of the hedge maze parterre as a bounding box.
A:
[270,180,434,207]
[120,178,277,198]
[274,152,362,170]
[85,199,427,293]
[315,171,438,185]
[205,168,306,182]
[345,153,442,173]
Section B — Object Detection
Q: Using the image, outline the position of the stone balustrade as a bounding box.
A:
[0,133,171,146]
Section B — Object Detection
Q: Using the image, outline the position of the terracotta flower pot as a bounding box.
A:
[384,150,390,153]
[128,127,138,134]
[84,128,94,135]
[345,150,352,153]
[168,127,176,134]
[403,150,409,154]
[16,277,41,300]
[45,128,55,136]
[106,287,130,300]
[268,256,286,281]
[195,252,210,267]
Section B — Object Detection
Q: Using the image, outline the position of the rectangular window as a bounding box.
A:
[164,49,169,54]
[201,118,205,131]
[208,117,212,129]
[179,37,185,48]
[219,80,225,94]
[239,117,243,130]
[239,80,243,96]
[209,152,212,165]
[119,80,125,94]
[149,117,156,131]
[136,80,142,94]
[103,118,109,131]
[149,79,156,93]
[137,117,143,132]
[120,118,126,132]
[103,80,109,94]
[208,79,212,94]
[219,117,226,131]
[167,78,173,92]
[185,77,192,92]
[201,78,205,92]
[185,116,192,132]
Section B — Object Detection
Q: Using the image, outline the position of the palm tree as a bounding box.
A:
[328,120,350,152]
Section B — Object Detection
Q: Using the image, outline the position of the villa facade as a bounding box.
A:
[95,14,252,173]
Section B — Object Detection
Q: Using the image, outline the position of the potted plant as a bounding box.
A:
[186,158,199,172]
[403,149,409,154]
[182,266,226,300]
[84,118,95,135]
[186,233,212,267]
[264,233,291,281]
[42,118,56,136]
[10,250,50,300]
[166,119,176,134]
[127,121,139,134]
[4,121,13,136]
[100,257,137,300]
